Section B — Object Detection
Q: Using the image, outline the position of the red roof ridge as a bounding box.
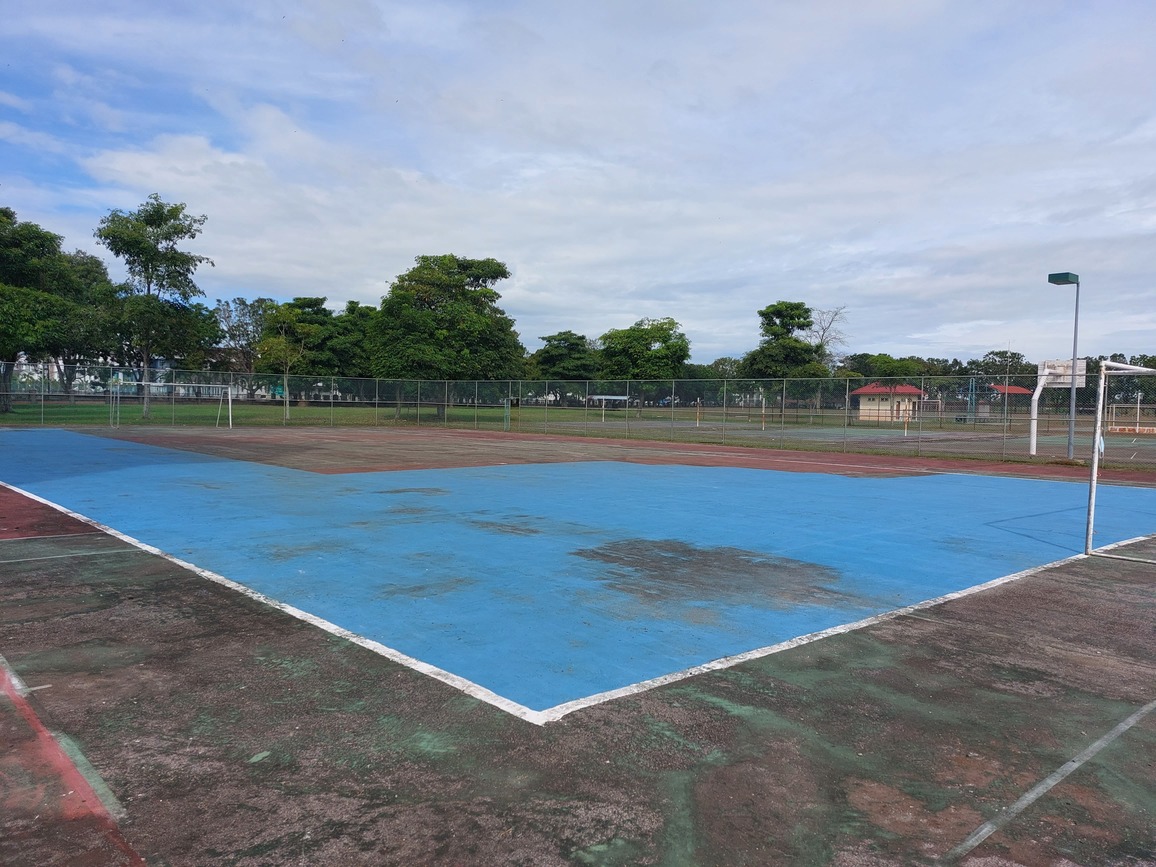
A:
[850,382,925,396]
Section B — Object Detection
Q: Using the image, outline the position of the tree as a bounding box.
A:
[0,207,65,291]
[0,284,73,412]
[805,306,848,370]
[110,295,220,375]
[738,301,823,379]
[597,317,690,381]
[0,208,77,411]
[95,194,214,417]
[964,350,1035,377]
[263,297,343,377]
[838,353,935,379]
[215,297,276,383]
[257,305,322,421]
[531,331,599,381]
[373,255,526,381]
[330,301,378,380]
[41,251,119,395]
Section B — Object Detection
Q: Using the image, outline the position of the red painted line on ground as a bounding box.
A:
[0,664,146,864]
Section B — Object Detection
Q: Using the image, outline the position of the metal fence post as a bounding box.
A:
[843,378,849,452]
[916,376,925,456]
[721,379,728,444]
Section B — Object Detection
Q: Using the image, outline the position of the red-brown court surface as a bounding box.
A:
[1,427,1153,866]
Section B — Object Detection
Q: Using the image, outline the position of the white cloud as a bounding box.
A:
[0,121,69,153]
[0,90,31,111]
[3,0,1156,363]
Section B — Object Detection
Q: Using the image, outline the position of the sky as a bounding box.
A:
[2,1,1154,365]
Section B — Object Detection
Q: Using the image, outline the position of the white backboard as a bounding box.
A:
[1038,359,1087,388]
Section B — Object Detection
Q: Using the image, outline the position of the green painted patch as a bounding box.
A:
[17,640,147,674]
[658,771,698,867]
[253,650,320,680]
[571,836,647,866]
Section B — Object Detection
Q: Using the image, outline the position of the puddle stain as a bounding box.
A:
[375,576,478,599]
[264,540,353,562]
[572,539,862,610]
[468,518,542,536]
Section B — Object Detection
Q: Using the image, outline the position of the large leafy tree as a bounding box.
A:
[531,330,599,381]
[597,317,690,380]
[0,208,96,410]
[0,284,74,412]
[964,350,1035,377]
[215,297,277,377]
[41,251,119,394]
[373,255,526,380]
[839,352,929,379]
[95,193,214,416]
[110,296,220,372]
[277,297,359,376]
[738,301,824,379]
[257,305,323,420]
[329,301,378,398]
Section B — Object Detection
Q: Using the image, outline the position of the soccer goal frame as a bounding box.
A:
[1085,360,1156,556]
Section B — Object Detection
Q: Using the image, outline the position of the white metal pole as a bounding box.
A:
[1085,364,1107,554]
[1067,279,1080,459]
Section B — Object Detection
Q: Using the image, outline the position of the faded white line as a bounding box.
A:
[942,698,1156,862]
[0,549,145,565]
[0,531,105,543]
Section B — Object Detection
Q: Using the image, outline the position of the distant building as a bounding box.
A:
[850,382,926,421]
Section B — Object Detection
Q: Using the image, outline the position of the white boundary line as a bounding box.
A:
[0,530,105,543]
[2,480,1149,726]
[943,697,1156,862]
[0,549,148,565]
[533,555,1085,722]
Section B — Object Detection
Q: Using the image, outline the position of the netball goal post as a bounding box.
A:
[1085,360,1156,555]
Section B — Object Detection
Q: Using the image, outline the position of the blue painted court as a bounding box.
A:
[3,429,1154,717]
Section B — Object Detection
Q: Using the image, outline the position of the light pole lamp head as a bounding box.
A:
[1048,272,1079,285]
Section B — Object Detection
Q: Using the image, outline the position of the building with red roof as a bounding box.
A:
[849,382,927,421]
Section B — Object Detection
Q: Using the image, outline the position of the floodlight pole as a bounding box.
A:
[1048,272,1080,459]
[1068,278,1080,460]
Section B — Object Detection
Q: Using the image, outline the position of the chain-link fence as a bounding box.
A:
[3,362,1155,470]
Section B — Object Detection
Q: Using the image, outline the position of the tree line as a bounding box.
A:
[3,196,1152,416]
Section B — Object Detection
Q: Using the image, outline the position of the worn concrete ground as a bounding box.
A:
[1,427,1153,866]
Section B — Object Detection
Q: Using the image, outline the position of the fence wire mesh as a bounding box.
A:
[3,362,1155,471]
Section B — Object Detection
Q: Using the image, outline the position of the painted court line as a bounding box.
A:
[0,549,146,565]
[0,531,106,543]
[0,653,143,862]
[3,479,1126,726]
[943,697,1156,862]
[534,555,1082,722]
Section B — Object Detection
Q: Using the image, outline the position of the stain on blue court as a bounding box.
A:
[2,430,1154,714]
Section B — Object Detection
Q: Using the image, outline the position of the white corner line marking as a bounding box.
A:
[2,481,1142,726]
[0,481,550,726]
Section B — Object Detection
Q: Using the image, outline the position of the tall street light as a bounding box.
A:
[1048,271,1080,459]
